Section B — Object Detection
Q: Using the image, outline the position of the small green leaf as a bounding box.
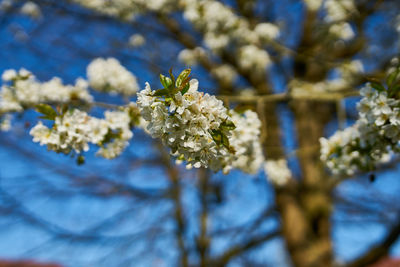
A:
[169,68,175,85]
[221,132,235,153]
[61,104,69,115]
[35,104,57,120]
[160,74,173,89]
[153,88,170,97]
[77,155,85,165]
[221,133,229,148]
[370,81,385,92]
[101,129,122,145]
[389,84,400,98]
[387,69,400,88]
[176,69,191,87]
[180,83,190,95]
[220,120,236,130]
[210,129,235,153]
[210,130,222,144]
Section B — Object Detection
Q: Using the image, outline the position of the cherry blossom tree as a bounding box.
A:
[1,0,400,266]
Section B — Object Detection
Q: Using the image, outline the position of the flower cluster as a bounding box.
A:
[211,65,237,86]
[238,45,271,72]
[181,0,277,72]
[3,64,265,173]
[264,159,292,186]
[328,22,355,41]
[320,80,400,175]
[96,108,135,159]
[305,0,356,40]
[182,0,279,51]
[324,0,355,22]
[87,58,139,96]
[72,0,173,20]
[137,69,265,173]
[178,47,207,66]
[324,0,355,40]
[30,105,137,159]
[227,110,264,174]
[71,0,279,74]
[138,71,235,171]
[290,60,363,96]
[0,69,92,114]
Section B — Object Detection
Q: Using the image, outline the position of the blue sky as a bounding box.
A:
[1,1,400,266]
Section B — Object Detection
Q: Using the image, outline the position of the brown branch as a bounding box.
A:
[208,230,281,267]
[158,143,189,267]
[346,217,400,267]
[197,168,211,267]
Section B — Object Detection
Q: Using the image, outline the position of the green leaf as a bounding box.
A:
[210,130,222,144]
[35,104,57,120]
[176,69,191,87]
[369,81,385,92]
[389,84,400,98]
[153,88,170,97]
[101,129,122,145]
[221,132,235,153]
[210,129,235,153]
[180,83,190,95]
[160,74,173,89]
[169,68,175,85]
[61,104,69,115]
[221,133,230,148]
[220,120,236,130]
[387,69,400,88]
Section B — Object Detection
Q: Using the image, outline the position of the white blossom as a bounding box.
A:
[329,22,355,41]
[211,65,237,85]
[228,110,264,174]
[254,23,280,41]
[204,32,229,52]
[264,159,292,186]
[0,69,93,114]
[178,47,206,66]
[320,83,400,175]
[138,78,233,171]
[239,45,271,71]
[137,75,265,173]
[72,0,174,20]
[1,69,17,81]
[304,0,323,11]
[97,139,129,159]
[324,0,355,22]
[129,34,145,47]
[31,109,92,154]
[181,0,279,61]
[20,1,41,18]
[87,58,139,96]
[30,107,135,159]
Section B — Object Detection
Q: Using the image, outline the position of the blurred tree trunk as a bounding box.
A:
[268,8,336,266]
